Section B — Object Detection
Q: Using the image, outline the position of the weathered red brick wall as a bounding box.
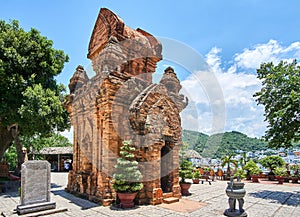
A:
[65,8,187,206]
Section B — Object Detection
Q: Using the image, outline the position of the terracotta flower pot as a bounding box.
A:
[192,179,200,184]
[117,192,138,208]
[275,176,284,184]
[180,182,192,196]
[291,177,299,183]
[251,175,260,183]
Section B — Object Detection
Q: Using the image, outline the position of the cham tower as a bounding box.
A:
[65,8,188,206]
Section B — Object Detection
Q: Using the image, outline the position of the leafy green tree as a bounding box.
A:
[259,156,285,172]
[0,20,69,173]
[18,84,69,137]
[254,60,300,149]
[4,133,71,170]
[244,160,261,175]
[4,145,17,171]
[22,133,72,151]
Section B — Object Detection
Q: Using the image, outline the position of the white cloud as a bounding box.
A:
[60,126,73,143]
[181,39,300,138]
[234,39,300,69]
[63,40,300,140]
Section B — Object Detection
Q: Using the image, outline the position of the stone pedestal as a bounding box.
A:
[17,202,56,215]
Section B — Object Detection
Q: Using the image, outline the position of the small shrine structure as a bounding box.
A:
[65,8,188,205]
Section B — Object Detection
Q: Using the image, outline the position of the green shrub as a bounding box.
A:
[234,169,246,179]
[179,160,194,183]
[274,167,288,177]
[193,170,202,179]
[112,140,143,193]
[259,156,285,171]
[244,160,261,175]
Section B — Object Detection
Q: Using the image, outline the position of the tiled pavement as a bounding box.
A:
[1,173,299,216]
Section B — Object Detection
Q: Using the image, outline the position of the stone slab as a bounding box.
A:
[21,207,68,217]
[20,161,51,206]
[162,197,179,204]
[159,198,207,213]
[17,201,56,215]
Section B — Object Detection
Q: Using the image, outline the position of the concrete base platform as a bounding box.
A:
[16,201,56,215]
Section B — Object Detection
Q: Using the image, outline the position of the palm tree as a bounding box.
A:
[221,154,238,178]
[239,152,248,168]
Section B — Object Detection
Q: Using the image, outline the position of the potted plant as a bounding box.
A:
[192,170,202,184]
[259,156,285,181]
[274,167,288,184]
[291,173,299,184]
[233,168,246,180]
[249,167,262,183]
[290,165,299,183]
[244,160,261,183]
[112,140,143,208]
[179,160,194,196]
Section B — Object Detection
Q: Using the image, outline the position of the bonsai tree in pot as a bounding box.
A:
[179,160,194,195]
[192,170,202,184]
[274,167,288,184]
[233,168,246,180]
[113,140,143,208]
[249,167,262,183]
[244,160,261,183]
[290,164,300,183]
[259,156,285,181]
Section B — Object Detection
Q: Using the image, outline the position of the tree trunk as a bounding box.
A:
[227,163,231,174]
[15,134,26,176]
[10,125,26,176]
[0,125,14,162]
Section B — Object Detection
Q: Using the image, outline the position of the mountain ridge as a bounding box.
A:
[182,129,268,158]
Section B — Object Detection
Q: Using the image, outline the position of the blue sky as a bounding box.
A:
[1,0,300,138]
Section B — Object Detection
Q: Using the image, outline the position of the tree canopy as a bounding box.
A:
[259,155,285,171]
[254,60,300,149]
[0,19,69,165]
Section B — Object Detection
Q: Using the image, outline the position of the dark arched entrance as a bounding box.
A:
[160,141,173,193]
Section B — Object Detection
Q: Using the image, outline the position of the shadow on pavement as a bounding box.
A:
[51,189,99,210]
[248,190,300,207]
[51,183,63,189]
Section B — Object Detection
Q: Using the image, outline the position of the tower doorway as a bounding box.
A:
[160,141,173,193]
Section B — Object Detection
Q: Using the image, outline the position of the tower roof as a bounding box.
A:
[87,8,162,61]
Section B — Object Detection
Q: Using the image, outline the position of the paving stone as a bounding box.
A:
[1,173,300,216]
[273,205,295,217]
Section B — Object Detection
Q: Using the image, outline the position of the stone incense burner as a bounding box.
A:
[224,176,247,217]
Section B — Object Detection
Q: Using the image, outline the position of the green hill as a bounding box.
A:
[182,130,268,158]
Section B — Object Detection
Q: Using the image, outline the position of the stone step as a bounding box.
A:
[22,207,68,217]
[163,197,179,204]
[163,192,173,198]
[1,207,68,217]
